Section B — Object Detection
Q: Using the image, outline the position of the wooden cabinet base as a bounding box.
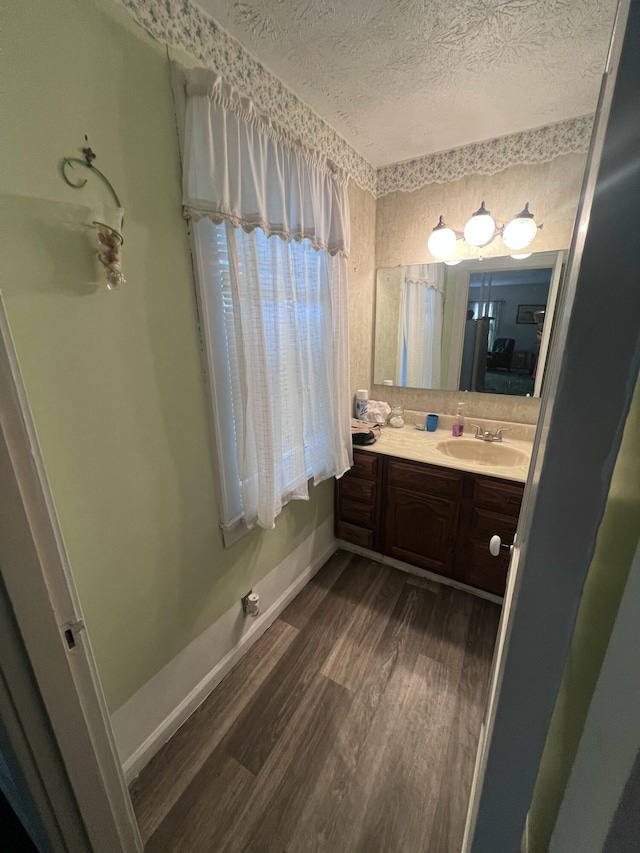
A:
[335,450,523,597]
[384,487,459,576]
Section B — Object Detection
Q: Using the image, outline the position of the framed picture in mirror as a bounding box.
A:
[516,304,546,324]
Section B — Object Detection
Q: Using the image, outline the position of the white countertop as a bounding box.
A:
[356,423,533,483]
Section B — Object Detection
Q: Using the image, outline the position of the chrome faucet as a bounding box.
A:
[469,423,512,442]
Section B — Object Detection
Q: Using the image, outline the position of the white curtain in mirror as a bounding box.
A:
[398,264,444,388]
[469,300,503,351]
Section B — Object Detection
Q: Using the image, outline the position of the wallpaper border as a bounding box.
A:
[120,0,593,198]
[376,116,594,197]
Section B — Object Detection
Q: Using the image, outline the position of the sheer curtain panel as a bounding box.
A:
[181,68,352,533]
[399,265,444,389]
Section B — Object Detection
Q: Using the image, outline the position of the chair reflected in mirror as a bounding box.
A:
[486,338,515,372]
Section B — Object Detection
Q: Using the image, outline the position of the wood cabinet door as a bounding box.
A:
[384,486,459,576]
[460,506,518,596]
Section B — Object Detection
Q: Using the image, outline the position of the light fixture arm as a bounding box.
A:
[431,215,463,239]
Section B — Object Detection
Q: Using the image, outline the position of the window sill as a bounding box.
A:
[221,518,252,548]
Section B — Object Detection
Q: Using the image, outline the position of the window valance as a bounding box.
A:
[181,69,350,257]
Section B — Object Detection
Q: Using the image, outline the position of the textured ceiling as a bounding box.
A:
[197,0,617,167]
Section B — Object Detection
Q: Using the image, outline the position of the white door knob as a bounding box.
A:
[489,535,514,557]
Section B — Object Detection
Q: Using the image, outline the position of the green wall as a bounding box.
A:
[2,0,333,712]
[528,375,640,851]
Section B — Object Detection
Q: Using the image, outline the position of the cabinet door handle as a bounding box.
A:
[489,535,513,557]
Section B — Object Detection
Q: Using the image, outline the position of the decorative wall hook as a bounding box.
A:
[61,137,122,211]
[60,137,126,289]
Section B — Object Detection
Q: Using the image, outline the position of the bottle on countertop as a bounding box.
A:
[355,389,369,421]
[452,401,465,436]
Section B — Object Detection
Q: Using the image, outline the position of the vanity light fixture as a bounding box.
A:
[510,252,532,260]
[428,201,542,259]
[502,203,538,251]
[463,201,496,247]
[427,216,458,258]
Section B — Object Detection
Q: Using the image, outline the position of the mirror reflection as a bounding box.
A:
[374,251,564,397]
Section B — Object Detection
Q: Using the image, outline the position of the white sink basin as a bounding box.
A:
[435,439,529,468]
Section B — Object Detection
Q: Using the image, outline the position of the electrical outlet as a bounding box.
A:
[241,590,260,617]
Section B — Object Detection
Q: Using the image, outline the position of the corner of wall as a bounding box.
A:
[111,516,337,781]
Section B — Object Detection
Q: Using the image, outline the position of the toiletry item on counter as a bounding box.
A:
[389,405,405,428]
[426,413,439,432]
[355,389,368,421]
[351,418,380,446]
[415,412,427,430]
[366,400,392,424]
[452,402,465,436]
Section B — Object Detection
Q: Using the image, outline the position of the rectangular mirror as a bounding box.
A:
[374,250,565,397]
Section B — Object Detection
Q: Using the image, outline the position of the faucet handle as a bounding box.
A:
[494,427,512,441]
[469,423,483,439]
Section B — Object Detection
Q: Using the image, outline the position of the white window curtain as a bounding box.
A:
[397,264,444,388]
[182,69,349,256]
[181,68,352,532]
[469,300,503,350]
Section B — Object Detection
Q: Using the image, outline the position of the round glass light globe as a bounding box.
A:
[428,226,457,258]
[503,216,538,251]
[464,212,496,247]
[444,259,461,266]
[510,252,532,260]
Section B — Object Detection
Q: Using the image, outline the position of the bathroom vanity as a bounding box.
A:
[335,425,531,596]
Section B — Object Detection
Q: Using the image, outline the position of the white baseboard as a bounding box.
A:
[337,540,503,605]
[111,516,337,783]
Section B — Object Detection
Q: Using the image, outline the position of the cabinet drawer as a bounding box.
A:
[336,521,374,549]
[470,507,518,544]
[338,475,377,503]
[351,449,379,481]
[387,458,464,501]
[473,477,523,517]
[339,499,376,529]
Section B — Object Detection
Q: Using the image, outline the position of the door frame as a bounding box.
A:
[464,0,640,849]
[0,296,142,852]
[549,540,640,852]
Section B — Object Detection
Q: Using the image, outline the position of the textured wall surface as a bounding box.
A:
[345,155,587,423]
[373,267,403,385]
[347,180,377,396]
[3,0,333,713]
[375,153,587,269]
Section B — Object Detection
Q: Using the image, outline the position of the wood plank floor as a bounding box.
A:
[130,551,500,853]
